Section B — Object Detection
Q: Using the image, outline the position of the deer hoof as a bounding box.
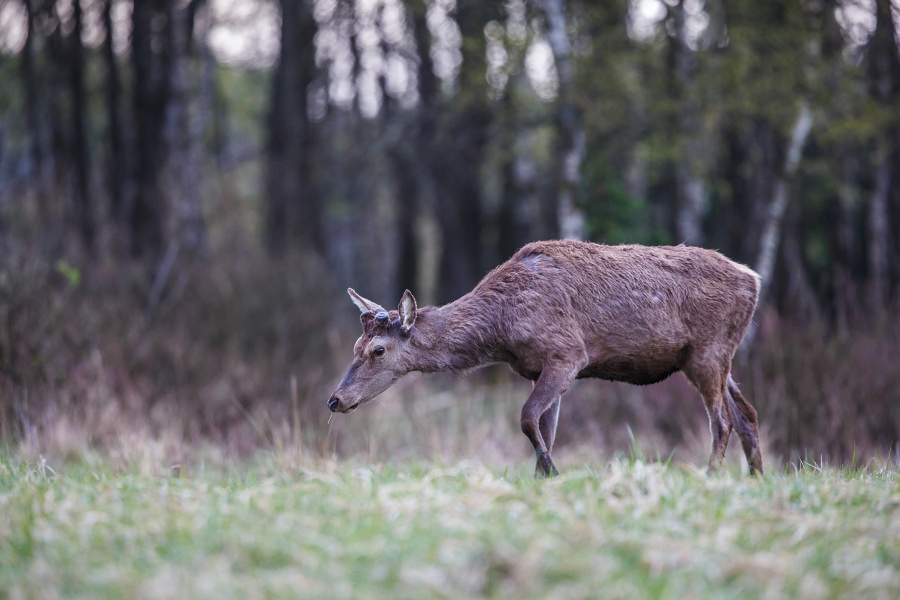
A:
[535,454,560,478]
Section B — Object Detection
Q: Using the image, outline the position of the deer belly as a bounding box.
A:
[578,344,690,385]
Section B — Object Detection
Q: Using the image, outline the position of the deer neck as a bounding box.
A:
[408,300,504,373]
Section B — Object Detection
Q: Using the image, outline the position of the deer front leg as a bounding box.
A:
[521,367,576,478]
[539,396,562,455]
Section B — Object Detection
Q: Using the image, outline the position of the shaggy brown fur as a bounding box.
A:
[329,240,763,477]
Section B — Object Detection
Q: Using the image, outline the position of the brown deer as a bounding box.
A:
[328,240,763,477]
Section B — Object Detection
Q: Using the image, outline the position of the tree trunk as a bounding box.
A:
[21,0,42,196]
[822,0,860,325]
[265,0,321,254]
[867,148,890,310]
[432,2,500,302]
[383,90,419,300]
[540,0,585,240]
[131,0,171,260]
[865,0,900,310]
[433,108,488,301]
[69,0,94,254]
[393,149,418,299]
[165,0,207,256]
[497,88,524,262]
[754,102,813,304]
[672,0,707,246]
[834,155,860,326]
[405,1,439,304]
[102,0,126,225]
[782,224,818,319]
[434,162,485,302]
[46,1,67,226]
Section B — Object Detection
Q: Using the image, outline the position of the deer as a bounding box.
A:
[327,240,763,477]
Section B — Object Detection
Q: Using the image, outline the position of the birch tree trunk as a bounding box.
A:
[164,1,208,258]
[754,102,813,304]
[673,0,708,247]
[867,148,890,310]
[147,2,210,317]
[865,0,899,311]
[540,0,585,241]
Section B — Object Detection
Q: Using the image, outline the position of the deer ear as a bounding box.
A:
[398,289,417,335]
[348,288,385,314]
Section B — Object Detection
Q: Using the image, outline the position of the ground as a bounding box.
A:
[1,452,898,599]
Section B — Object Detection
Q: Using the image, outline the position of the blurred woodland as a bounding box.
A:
[0,0,899,466]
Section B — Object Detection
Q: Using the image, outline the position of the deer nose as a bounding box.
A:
[327,394,340,412]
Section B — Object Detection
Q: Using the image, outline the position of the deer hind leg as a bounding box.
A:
[521,367,576,478]
[539,396,562,455]
[726,374,763,476]
[685,361,732,475]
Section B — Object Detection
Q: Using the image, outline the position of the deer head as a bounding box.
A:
[327,288,418,413]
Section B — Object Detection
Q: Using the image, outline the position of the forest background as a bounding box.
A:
[0,0,899,470]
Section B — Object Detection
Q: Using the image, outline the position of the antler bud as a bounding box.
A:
[375,311,390,325]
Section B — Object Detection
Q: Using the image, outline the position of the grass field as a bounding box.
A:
[1,453,899,600]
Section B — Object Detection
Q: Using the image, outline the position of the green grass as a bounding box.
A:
[1,454,898,599]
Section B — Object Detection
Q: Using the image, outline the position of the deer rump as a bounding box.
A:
[329,240,763,478]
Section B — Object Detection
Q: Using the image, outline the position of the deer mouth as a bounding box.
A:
[341,402,361,414]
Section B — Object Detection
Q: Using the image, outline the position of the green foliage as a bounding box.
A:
[580,155,665,245]
[0,454,898,599]
[54,260,81,288]
[0,53,25,147]
[216,66,271,149]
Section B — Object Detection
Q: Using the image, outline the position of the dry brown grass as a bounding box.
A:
[2,238,898,471]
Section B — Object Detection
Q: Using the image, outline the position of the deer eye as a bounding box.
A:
[373,347,385,358]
